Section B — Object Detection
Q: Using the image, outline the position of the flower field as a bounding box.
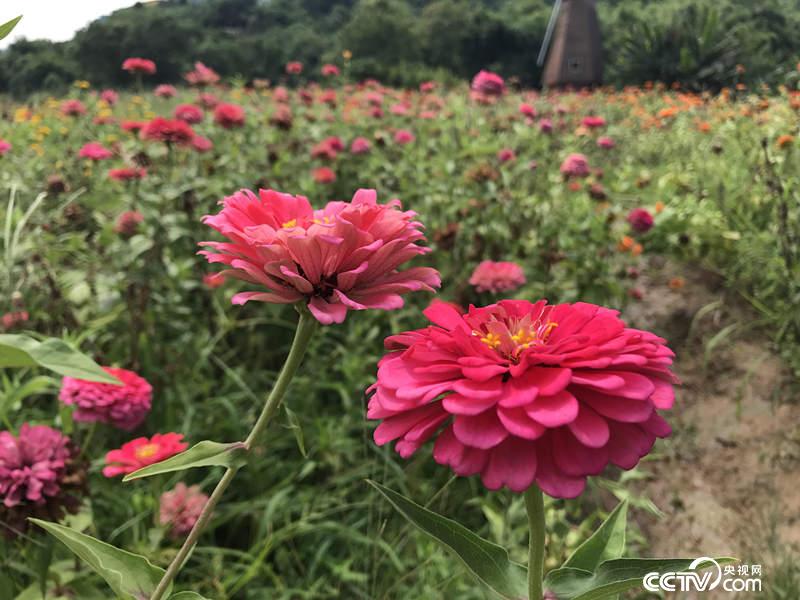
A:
[1,60,799,599]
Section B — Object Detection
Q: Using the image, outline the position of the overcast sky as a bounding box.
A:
[1,0,139,49]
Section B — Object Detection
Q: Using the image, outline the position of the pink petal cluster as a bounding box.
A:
[184,62,220,86]
[100,89,119,105]
[0,424,72,507]
[627,208,655,233]
[582,115,606,128]
[321,63,340,77]
[350,137,371,155]
[59,367,152,431]
[60,99,86,117]
[519,103,537,118]
[200,188,441,325]
[114,210,144,236]
[159,482,209,538]
[109,167,147,182]
[471,70,505,97]
[469,261,526,293]
[394,129,415,145]
[368,300,677,498]
[597,136,615,149]
[154,84,177,98]
[78,142,113,161]
[213,103,245,128]
[497,148,516,163]
[560,153,590,178]
[286,61,303,75]
[174,104,204,124]
[122,57,156,75]
[0,139,10,155]
[192,135,214,153]
[103,433,188,477]
[141,117,196,145]
[1,310,29,330]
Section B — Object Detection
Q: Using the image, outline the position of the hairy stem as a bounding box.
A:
[150,306,317,600]
[525,485,546,600]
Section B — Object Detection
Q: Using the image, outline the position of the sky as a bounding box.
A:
[1,0,139,49]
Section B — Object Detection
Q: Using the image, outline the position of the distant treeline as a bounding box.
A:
[1,0,799,96]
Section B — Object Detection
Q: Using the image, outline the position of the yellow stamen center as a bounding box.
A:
[135,443,159,460]
[282,218,297,229]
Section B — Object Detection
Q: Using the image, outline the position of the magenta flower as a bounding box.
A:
[469,261,526,293]
[627,208,654,233]
[159,483,209,538]
[471,70,505,97]
[368,300,676,498]
[60,99,86,117]
[213,103,245,129]
[350,137,371,155]
[597,136,615,149]
[519,103,537,118]
[560,153,590,178]
[59,367,152,431]
[200,188,440,325]
[191,135,214,153]
[394,129,415,145]
[0,424,86,536]
[122,57,156,75]
[114,210,144,236]
[497,148,516,163]
[78,142,113,161]
[103,433,189,477]
[100,89,119,105]
[174,104,204,124]
[154,84,177,98]
[0,140,11,156]
[582,115,606,128]
[109,167,146,182]
[538,118,553,134]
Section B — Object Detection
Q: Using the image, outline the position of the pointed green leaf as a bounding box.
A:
[0,15,21,42]
[123,440,247,481]
[169,593,211,600]
[29,519,169,600]
[563,500,628,572]
[545,557,737,600]
[0,335,120,384]
[367,480,527,600]
[284,405,306,457]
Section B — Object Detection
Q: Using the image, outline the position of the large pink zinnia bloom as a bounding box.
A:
[200,188,441,325]
[368,300,676,498]
[59,367,152,431]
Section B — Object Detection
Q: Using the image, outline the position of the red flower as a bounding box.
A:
[122,57,156,75]
[213,103,245,128]
[321,63,340,77]
[174,104,204,124]
[60,100,86,117]
[120,120,147,134]
[312,166,336,184]
[140,117,195,145]
[0,140,10,156]
[108,167,146,182]
[102,433,189,477]
[199,188,440,325]
[420,81,436,93]
[311,136,344,160]
[519,103,537,118]
[582,115,606,128]
[285,61,303,75]
[59,367,152,431]
[154,84,177,98]
[627,208,654,233]
[114,210,144,236]
[368,300,677,498]
[191,135,213,153]
[497,148,516,163]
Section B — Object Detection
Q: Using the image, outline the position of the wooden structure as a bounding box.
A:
[540,0,603,88]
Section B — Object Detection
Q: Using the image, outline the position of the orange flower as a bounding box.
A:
[655,201,665,214]
[617,236,635,252]
[668,277,685,290]
[696,121,711,133]
[777,135,795,149]
[632,243,643,256]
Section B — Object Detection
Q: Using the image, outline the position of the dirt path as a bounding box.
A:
[622,259,798,599]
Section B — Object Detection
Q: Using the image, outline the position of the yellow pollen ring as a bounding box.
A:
[135,443,159,459]
[282,219,297,229]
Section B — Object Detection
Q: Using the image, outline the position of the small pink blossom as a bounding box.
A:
[394,129,414,145]
[497,148,516,163]
[582,115,606,128]
[159,483,209,538]
[213,103,245,129]
[174,104,204,124]
[61,100,86,117]
[471,70,505,97]
[154,84,177,98]
[597,136,615,149]
[100,89,119,105]
[469,261,526,293]
[122,57,156,75]
[321,63,340,77]
[0,140,11,155]
[350,137,371,155]
[78,142,113,161]
[184,62,220,86]
[560,153,590,178]
[191,135,213,153]
[285,61,303,75]
[627,208,654,233]
[519,103,537,118]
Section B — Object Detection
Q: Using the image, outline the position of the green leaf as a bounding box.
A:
[563,500,628,572]
[367,480,527,600]
[0,15,21,42]
[0,335,120,384]
[284,405,306,457]
[545,557,737,600]
[123,440,248,481]
[169,593,211,600]
[29,519,169,600]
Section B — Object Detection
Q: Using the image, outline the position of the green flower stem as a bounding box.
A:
[150,306,317,600]
[525,485,546,600]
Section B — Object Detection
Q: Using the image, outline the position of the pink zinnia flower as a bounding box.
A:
[108,167,146,182]
[627,208,654,233]
[582,115,606,128]
[0,140,11,155]
[159,482,209,538]
[0,424,85,536]
[102,433,189,477]
[122,57,156,75]
[120,120,146,134]
[312,166,336,184]
[59,367,152,431]
[199,188,441,325]
[191,135,213,153]
[114,210,144,236]
[174,104,204,124]
[140,117,195,145]
[197,92,220,108]
[184,62,220,86]
[469,261,526,293]
[560,153,590,178]
[311,136,344,160]
[350,137,371,155]
[394,129,414,145]
[321,63,340,77]
[60,99,86,117]
[154,84,177,98]
[1,311,29,330]
[368,300,677,498]
[471,70,505,97]
[497,148,516,163]
[519,103,537,118]
[286,61,303,75]
[539,118,553,134]
[597,136,615,149]
[420,81,436,93]
[100,89,119,105]
[78,142,113,161]
[213,103,245,129]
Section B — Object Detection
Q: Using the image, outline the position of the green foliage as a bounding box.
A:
[123,440,248,481]
[0,334,119,383]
